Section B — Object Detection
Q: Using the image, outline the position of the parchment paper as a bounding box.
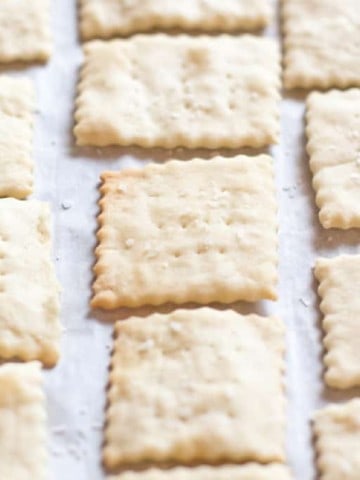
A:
[2,1,360,478]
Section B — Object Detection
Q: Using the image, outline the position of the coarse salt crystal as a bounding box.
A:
[170,322,182,333]
[125,238,134,248]
[138,339,154,352]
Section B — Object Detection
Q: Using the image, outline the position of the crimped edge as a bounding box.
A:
[102,309,287,470]
[91,154,278,309]
[281,0,360,90]
[0,76,35,199]
[313,399,360,479]
[74,34,281,148]
[306,89,360,229]
[0,199,61,367]
[0,362,48,478]
[79,0,271,41]
[314,255,360,389]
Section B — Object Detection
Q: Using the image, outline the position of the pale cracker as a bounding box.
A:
[282,0,360,89]
[108,464,293,480]
[0,362,47,480]
[0,0,51,63]
[79,0,271,40]
[0,76,35,199]
[104,308,286,469]
[306,89,360,229]
[313,399,360,480]
[74,35,280,148]
[314,255,360,389]
[0,199,61,367]
[92,155,278,309]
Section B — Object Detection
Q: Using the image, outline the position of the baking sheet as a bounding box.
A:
[2,0,360,478]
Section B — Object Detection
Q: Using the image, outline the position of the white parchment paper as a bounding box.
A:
[2,1,360,478]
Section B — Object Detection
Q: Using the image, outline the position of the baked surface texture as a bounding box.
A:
[103,308,286,469]
[282,0,360,89]
[0,0,51,63]
[0,76,35,199]
[74,35,280,148]
[314,399,360,480]
[315,255,360,389]
[92,155,278,309]
[0,362,47,480]
[79,0,271,39]
[306,89,360,229]
[0,199,61,366]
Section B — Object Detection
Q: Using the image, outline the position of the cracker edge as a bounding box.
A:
[0,361,47,478]
[0,0,52,63]
[306,89,360,229]
[0,200,61,367]
[314,255,360,389]
[107,464,293,480]
[74,35,281,148]
[281,0,358,90]
[102,309,287,470]
[0,76,35,199]
[91,155,279,309]
[312,399,360,480]
[78,0,272,40]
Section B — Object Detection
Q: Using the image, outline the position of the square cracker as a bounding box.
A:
[314,399,360,480]
[282,0,360,89]
[0,199,61,367]
[0,0,51,63]
[104,308,286,469]
[315,255,360,389]
[306,89,360,229]
[0,362,47,480]
[92,155,278,309]
[0,76,35,199]
[108,465,293,480]
[79,0,271,40]
[74,35,280,148]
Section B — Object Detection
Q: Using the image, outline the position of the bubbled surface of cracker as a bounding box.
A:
[104,308,286,469]
[315,255,360,389]
[0,362,47,480]
[306,89,360,229]
[0,76,35,199]
[282,0,360,90]
[79,0,271,39]
[92,155,278,309]
[0,199,61,366]
[0,0,51,63]
[74,35,280,148]
[314,399,360,480]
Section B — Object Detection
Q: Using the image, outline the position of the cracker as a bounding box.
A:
[104,308,286,469]
[0,362,47,480]
[79,0,271,40]
[314,399,360,480]
[282,0,360,89]
[92,155,278,309]
[306,89,360,229]
[0,76,35,199]
[0,0,51,63]
[315,255,360,389]
[108,465,293,480]
[74,35,280,148]
[0,199,61,367]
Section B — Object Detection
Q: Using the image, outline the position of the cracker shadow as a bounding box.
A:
[89,300,272,325]
[313,260,360,403]
[0,61,46,73]
[70,145,271,164]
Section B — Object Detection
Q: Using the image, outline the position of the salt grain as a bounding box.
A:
[138,339,154,352]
